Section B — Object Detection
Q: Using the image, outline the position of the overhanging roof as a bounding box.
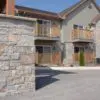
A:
[15,5,62,20]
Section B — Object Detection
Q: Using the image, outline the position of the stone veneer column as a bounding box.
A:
[0,15,36,96]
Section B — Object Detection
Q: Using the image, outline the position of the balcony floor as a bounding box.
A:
[34,36,60,41]
[72,38,94,43]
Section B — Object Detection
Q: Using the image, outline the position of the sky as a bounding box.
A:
[16,0,100,13]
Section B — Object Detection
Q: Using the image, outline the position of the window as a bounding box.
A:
[80,47,84,52]
[74,47,79,53]
[36,46,51,53]
[44,47,51,53]
[74,47,84,53]
[88,4,92,9]
[36,46,43,53]
[79,25,83,29]
[37,20,43,36]
[73,24,83,29]
[73,25,78,29]
[37,20,51,36]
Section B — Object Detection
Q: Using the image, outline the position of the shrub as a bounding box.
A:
[79,50,85,66]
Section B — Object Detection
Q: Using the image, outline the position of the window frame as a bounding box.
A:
[37,19,51,37]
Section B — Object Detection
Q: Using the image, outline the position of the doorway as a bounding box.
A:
[0,0,6,14]
[74,46,85,64]
[35,45,52,65]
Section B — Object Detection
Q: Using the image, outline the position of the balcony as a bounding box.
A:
[34,33,60,41]
[34,20,60,41]
[72,29,94,43]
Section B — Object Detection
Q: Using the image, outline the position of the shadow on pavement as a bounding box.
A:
[35,66,76,90]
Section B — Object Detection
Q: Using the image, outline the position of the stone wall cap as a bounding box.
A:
[0,14,37,22]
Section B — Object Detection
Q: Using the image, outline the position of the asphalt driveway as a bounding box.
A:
[35,68,100,100]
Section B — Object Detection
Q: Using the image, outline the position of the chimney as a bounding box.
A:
[6,0,15,15]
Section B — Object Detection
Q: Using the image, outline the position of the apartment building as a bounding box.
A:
[92,14,100,64]
[0,0,100,66]
[60,0,100,66]
[15,6,62,66]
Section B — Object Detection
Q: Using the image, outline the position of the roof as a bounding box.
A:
[15,0,100,20]
[60,0,100,17]
[15,5,62,20]
[91,14,100,24]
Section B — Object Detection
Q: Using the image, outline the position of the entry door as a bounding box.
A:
[74,47,84,62]
[36,46,52,64]
[74,47,80,61]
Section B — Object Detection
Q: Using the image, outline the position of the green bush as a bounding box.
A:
[79,51,85,66]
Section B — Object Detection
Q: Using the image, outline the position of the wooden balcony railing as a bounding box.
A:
[35,21,60,38]
[72,29,94,42]
[35,32,60,38]
[35,32,51,37]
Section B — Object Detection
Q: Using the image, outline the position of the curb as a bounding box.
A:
[50,67,100,71]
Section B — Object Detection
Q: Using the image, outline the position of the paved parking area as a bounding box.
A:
[1,67,100,100]
[35,68,100,100]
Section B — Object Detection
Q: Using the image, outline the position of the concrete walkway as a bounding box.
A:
[51,66,100,70]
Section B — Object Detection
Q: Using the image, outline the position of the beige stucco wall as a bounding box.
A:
[94,20,100,58]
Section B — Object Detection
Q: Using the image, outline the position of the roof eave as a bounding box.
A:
[59,0,100,19]
[15,5,62,20]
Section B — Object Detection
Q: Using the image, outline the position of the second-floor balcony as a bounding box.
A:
[34,20,60,41]
[72,29,94,43]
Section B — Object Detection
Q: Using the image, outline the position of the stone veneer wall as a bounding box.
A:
[0,15,36,95]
